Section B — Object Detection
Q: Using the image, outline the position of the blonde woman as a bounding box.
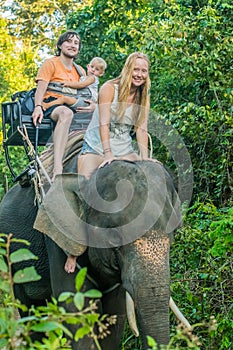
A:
[65,52,160,273]
[78,52,154,177]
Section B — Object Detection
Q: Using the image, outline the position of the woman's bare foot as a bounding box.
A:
[64,255,77,273]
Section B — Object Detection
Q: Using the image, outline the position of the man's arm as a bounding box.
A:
[32,80,49,126]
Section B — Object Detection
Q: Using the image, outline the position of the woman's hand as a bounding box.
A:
[144,157,162,165]
[99,152,117,168]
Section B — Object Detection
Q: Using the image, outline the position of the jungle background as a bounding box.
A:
[0,0,232,349]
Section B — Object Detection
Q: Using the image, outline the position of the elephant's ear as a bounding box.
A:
[34,174,87,256]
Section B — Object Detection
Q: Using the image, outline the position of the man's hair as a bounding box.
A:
[56,30,82,56]
[90,57,107,73]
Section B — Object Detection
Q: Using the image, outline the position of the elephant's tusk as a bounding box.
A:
[126,291,140,337]
[169,297,192,330]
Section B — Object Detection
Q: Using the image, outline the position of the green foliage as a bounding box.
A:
[67,0,152,79]
[170,202,233,350]
[139,0,233,205]
[0,0,87,52]
[0,143,31,200]
[0,17,38,101]
[208,207,233,257]
[0,233,117,349]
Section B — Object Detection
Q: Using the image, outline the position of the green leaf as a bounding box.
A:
[85,314,99,323]
[0,339,8,348]
[84,289,102,298]
[0,280,10,293]
[10,248,38,263]
[0,318,6,332]
[13,266,41,283]
[32,321,72,338]
[147,335,157,347]
[58,292,74,302]
[10,238,30,245]
[75,267,87,292]
[65,316,81,325]
[74,326,90,341]
[31,321,62,332]
[0,247,6,255]
[0,256,8,272]
[74,292,84,311]
[18,315,38,324]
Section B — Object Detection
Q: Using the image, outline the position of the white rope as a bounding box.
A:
[17,125,52,202]
[148,132,153,159]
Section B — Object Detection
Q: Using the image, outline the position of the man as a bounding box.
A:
[32,30,95,182]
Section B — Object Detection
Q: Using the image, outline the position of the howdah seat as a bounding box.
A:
[1,96,54,179]
[1,92,92,180]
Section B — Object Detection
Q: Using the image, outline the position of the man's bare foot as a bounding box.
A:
[64,255,77,273]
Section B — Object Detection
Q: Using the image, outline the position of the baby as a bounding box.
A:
[42,57,107,111]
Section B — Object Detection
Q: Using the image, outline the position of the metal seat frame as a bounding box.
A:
[1,100,54,180]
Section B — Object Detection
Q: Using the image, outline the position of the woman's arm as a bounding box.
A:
[136,118,149,159]
[98,82,115,155]
[136,99,162,164]
[136,99,150,159]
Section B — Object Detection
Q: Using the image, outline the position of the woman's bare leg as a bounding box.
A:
[50,106,74,182]
[78,153,104,179]
[121,152,140,161]
[78,152,141,180]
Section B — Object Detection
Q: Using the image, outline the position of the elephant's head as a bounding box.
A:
[34,160,182,347]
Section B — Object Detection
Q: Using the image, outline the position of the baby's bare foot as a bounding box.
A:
[64,255,77,273]
[42,102,48,111]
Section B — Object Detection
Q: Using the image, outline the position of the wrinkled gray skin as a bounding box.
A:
[0,160,181,349]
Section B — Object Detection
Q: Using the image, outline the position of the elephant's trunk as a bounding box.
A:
[121,232,192,348]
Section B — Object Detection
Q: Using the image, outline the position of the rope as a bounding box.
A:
[17,125,35,157]
[17,125,51,204]
[148,132,153,159]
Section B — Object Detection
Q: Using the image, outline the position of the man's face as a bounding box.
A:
[60,35,80,58]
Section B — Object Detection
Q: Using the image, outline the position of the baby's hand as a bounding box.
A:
[61,81,71,87]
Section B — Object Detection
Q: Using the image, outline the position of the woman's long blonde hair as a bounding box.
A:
[111,52,151,126]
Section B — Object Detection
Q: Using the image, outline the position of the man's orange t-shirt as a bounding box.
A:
[36,56,86,99]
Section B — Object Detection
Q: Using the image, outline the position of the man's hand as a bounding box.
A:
[32,106,44,127]
[76,100,96,113]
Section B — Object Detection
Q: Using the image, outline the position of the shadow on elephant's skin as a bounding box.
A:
[0,160,182,350]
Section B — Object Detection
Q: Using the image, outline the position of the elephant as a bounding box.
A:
[0,159,183,349]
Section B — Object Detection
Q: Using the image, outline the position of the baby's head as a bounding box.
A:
[87,57,107,77]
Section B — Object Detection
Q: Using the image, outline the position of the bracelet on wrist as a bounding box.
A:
[35,105,43,108]
[103,148,111,154]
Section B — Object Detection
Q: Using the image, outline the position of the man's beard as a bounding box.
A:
[62,50,77,59]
